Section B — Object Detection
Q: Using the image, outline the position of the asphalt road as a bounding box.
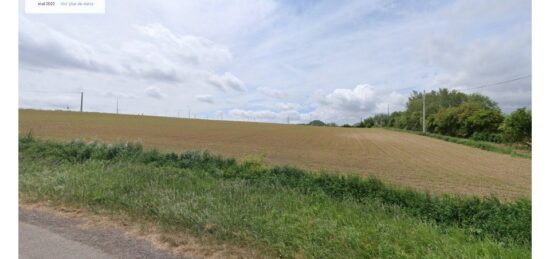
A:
[19,206,180,259]
[20,222,114,259]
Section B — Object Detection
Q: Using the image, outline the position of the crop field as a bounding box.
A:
[19,109,531,200]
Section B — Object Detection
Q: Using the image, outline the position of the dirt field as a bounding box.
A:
[19,109,531,199]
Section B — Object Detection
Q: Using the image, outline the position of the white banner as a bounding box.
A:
[25,0,105,14]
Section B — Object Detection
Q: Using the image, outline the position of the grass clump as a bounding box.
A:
[19,137,531,258]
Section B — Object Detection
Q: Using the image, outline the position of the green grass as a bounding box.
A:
[19,137,531,258]
[384,127,531,159]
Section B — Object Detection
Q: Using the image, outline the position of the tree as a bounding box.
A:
[354,88,511,143]
[404,88,469,131]
[372,114,390,127]
[467,93,500,111]
[432,107,461,136]
[500,108,531,146]
[308,120,326,126]
[464,109,504,136]
[364,118,375,128]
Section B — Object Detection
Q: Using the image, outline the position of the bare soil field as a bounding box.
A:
[19,109,531,199]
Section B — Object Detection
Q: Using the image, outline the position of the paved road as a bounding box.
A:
[20,222,114,259]
[19,206,181,259]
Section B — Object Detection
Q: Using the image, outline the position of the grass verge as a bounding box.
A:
[19,136,531,258]
[384,127,531,159]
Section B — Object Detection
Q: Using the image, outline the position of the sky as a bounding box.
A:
[19,0,532,124]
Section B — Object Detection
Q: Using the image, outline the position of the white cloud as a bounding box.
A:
[229,108,305,122]
[258,87,288,99]
[276,102,302,111]
[103,91,136,99]
[19,17,114,73]
[144,0,278,42]
[207,72,246,92]
[309,84,407,123]
[20,18,246,93]
[229,109,277,120]
[195,94,214,103]
[145,86,165,99]
[321,84,377,112]
[228,83,407,124]
[134,23,233,68]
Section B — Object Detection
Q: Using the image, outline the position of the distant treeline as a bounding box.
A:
[311,89,531,146]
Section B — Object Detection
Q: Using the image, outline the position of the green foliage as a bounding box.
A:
[429,102,503,138]
[308,120,326,126]
[500,108,531,146]
[20,138,531,251]
[308,120,338,127]
[471,132,503,143]
[371,114,390,127]
[363,117,375,128]
[464,109,504,136]
[357,88,529,146]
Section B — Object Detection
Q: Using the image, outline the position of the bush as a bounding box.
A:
[471,132,503,143]
[500,108,531,146]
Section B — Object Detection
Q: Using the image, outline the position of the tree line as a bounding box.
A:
[358,89,531,146]
[310,88,531,146]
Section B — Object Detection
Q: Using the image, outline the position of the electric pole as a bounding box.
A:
[187,106,191,119]
[387,104,390,127]
[116,97,119,114]
[422,90,426,133]
[80,92,84,112]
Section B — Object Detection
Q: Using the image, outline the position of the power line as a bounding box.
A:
[453,74,531,91]
[19,90,83,95]
[383,74,531,95]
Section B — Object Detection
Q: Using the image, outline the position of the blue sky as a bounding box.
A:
[19,0,531,124]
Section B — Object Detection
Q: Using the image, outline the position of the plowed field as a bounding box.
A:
[19,109,531,199]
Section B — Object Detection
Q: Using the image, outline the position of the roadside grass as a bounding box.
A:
[384,127,531,159]
[19,137,531,258]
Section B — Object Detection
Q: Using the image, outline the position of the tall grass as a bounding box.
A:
[19,137,531,257]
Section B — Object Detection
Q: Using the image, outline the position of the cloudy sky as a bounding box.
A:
[19,0,531,124]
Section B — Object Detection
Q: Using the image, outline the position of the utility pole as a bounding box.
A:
[187,106,191,119]
[422,90,426,133]
[80,92,84,112]
[116,97,119,114]
[387,104,390,127]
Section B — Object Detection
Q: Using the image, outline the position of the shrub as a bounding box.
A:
[500,108,531,146]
